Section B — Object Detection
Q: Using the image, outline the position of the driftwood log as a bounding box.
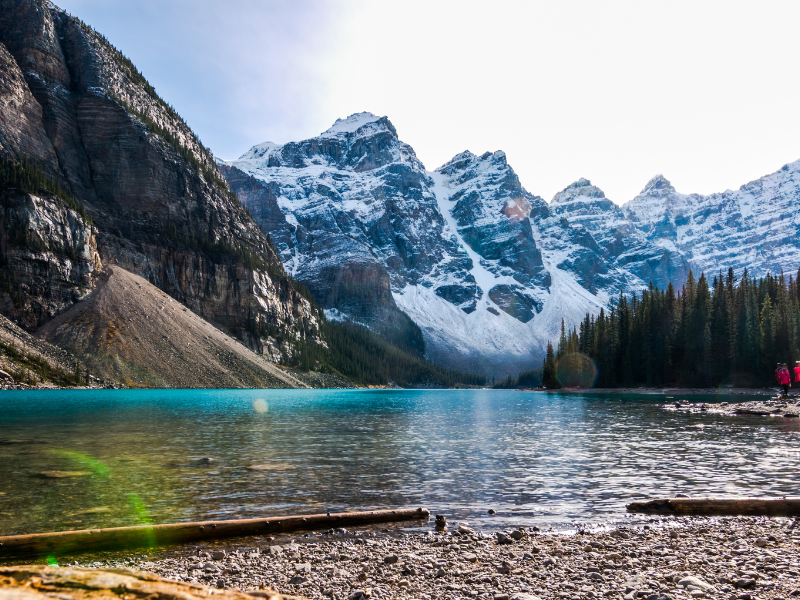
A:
[0,507,430,559]
[0,565,303,600]
[627,497,800,516]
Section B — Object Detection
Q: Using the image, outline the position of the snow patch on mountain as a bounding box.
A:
[239,141,282,161]
[394,170,614,375]
[429,171,520,301]
[322,112,383,137]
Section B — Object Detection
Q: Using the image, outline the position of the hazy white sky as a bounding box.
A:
[57,0,800,203]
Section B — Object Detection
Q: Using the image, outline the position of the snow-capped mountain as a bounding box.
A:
[222,112,798,377]
[546,178,691,291]
[623,165,800,278]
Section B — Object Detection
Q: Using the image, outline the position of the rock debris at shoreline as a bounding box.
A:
[665,396,800,418]
[67,518,800,600]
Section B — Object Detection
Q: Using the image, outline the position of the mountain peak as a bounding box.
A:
[479,150,507,164]
[640,174,675,195]
[238,141,281,161]
[572,177,593,188]
[552,178,606,203]
[321,112,385,137]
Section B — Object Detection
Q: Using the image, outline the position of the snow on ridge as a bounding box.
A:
[428,171,519,303]
[238,141,282,161]
[321,112,383,137]
[551,178,608,204]
[638,174,676,195]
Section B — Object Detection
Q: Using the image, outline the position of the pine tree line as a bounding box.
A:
[541,268,800,389]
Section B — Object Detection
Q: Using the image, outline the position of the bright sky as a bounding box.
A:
[56,0,800,204]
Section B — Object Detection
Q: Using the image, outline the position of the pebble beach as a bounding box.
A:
[70,517,800,600]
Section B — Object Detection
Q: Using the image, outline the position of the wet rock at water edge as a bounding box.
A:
[457,522,475,534]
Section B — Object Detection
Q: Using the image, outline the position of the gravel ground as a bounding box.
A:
[67,518,800,600]
[35,266,311,390]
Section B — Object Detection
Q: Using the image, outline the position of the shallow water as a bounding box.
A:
[0,388,797,535]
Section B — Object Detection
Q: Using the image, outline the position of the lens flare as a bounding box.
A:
[127,493,156,547]
[555,352,598,388]
[49,449,110,478]
[253,398,268,414]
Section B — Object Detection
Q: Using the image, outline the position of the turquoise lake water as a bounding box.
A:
[0,388,798,536]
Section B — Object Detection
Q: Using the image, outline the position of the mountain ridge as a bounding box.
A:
[224,112,800,377]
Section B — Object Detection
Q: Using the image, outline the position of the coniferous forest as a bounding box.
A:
[535,268,800,389]
[294,321,487,388]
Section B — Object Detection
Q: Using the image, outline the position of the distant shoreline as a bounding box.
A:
[522,386,776,396]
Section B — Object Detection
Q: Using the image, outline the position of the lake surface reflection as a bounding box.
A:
[1,389,797,535]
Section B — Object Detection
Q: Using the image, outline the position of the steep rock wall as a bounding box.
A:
[0,0,321,356]
[0,190,100,328]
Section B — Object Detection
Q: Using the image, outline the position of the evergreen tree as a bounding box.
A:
[521,266,800,390]
[542,342,558,388]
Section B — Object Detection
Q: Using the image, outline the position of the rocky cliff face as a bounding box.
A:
[545,178,691,291]
[0,0,321,359]
[220,113,472,353]
[0,189,100,328]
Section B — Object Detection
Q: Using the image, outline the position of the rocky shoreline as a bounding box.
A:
[62,518,800,600]
[552,388,774,397]
[665,395,800,418]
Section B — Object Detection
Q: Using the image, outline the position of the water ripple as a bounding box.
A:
[0,389,796,534]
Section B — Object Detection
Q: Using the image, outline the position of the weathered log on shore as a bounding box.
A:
[0,507,430,559]
[0,565,304,600]
[627,497,800,516]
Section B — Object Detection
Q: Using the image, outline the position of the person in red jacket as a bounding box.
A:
[795,361,800,384]
[776,363,791,397]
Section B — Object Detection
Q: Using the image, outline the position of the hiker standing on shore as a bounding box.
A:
[795,361,800,386]
[776,363,791,398]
